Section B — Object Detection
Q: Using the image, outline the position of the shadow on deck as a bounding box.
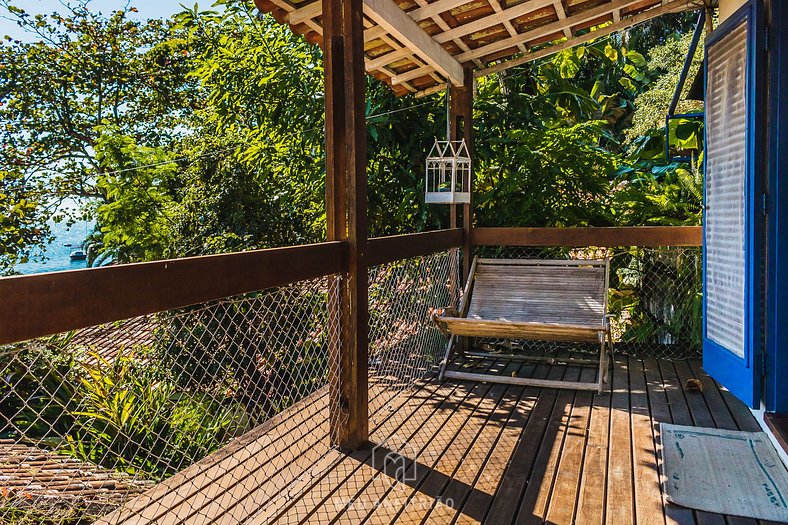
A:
[96,356,778,525]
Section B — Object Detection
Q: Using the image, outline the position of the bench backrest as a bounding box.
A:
[465,259,609,327]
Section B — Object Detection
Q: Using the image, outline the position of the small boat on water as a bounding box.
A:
[70,250,87,261]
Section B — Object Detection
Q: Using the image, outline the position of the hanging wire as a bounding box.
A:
[96,100,438,178]
[445,84,451,140]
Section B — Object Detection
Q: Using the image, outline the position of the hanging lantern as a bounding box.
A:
[424,139,471,204]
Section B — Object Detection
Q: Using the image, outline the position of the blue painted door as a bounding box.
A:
[702,0,766,408]
[765,0,788,414]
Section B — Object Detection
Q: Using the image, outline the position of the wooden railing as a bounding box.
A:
[0,226,702,346]
[367,228,463,265]
[471,226,702,247]
[0,230,464,346]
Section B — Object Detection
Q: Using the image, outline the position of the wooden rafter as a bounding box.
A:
[412,0,485,69]
[475,0,696,77]
[553,1,573,38]
[433,0,555,44]
[489,0,527,53]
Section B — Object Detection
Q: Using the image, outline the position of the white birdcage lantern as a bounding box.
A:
[425,139,471,204]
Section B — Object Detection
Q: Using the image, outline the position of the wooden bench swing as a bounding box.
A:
[433,257,614,392]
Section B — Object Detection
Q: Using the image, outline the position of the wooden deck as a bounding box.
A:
[98,355,780,525]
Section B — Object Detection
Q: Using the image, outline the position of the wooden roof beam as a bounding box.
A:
[475,0,697,77]
[288,0,479,73]
[363,0,465,85]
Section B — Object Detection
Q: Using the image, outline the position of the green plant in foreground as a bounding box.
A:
[66,351,249,478]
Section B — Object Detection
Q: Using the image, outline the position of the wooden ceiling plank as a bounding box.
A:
[365,25,388,42]
[475,0,697,76]
[363,0,465,85]
[414,82,451,98]
[286,2,321,24]
[391,63,439,84]
[408,0,478,21]
[367,47,413,69]
[413,0,485,68]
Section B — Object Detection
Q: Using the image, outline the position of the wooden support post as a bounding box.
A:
[449,67,473,353]
[450,67,474,282]
[324,0,369,450]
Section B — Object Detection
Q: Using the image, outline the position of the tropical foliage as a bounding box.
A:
[0,0,703,272]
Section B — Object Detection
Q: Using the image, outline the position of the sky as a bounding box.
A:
[0,0,212,40]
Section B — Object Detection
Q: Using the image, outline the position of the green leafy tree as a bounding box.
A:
[627,30,705,140]
[0,1,196,204]
[0,170,50,274]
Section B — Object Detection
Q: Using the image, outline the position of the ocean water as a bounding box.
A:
[12,217,94,275]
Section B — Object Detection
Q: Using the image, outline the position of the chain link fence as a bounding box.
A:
[1,276,340,524]
[367,249,460,416]
[473,245,703,360]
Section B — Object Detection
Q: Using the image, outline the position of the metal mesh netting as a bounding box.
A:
[473,245,703,360]
[367,249,460,416]
[0,276,340,525]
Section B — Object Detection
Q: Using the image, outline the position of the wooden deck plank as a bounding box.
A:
[605,354,635,525]
[94,357,770,525]
[151,380,402,525]
[211,368,461,525]
[438,365,549,525]
[479,358,571,525]
[97,387,332,525]
[685,361,762,525]
[514,357,584,524]
[384,361,528,524]
[543,362,598,524]
[657,360,694,428]
[687,360,759,432]
[574,357,612,525]
[642,357,695,525]
[673,360,718,429]
[244,366,487,525]
[303,360,517,525]
[628,356,667,525]
[663,361,726,525]
[357,359,538,525]
[101,379,400,525]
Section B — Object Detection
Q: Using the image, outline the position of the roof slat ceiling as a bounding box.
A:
[254,0,698,96]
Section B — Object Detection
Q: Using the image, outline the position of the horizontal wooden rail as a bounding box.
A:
[0,242,344,346]
[471,226,702,247]
[367,228,464,266]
